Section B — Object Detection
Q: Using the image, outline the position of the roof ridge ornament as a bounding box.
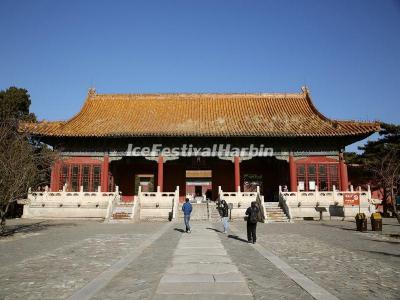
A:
[301,85,310,95]
[88,87,96,98]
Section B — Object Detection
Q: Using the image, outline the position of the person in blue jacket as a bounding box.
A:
[182,198,193,233]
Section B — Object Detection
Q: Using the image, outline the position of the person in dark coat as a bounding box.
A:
[220,199,229,233]
[245,201,259,243]
[182,198,192,233]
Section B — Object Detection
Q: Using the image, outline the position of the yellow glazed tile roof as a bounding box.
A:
[21,88,379,138]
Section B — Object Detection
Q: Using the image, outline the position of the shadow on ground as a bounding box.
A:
[360,237,400,244]
[206,227,249,243]
[360,250,400,258]
[206,227,222,233]
[227,234,249,243]
[0,221,77,238]
[318,222,357,232]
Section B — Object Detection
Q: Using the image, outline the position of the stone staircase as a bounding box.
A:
[177,203,210,220]
[177,201,222,221]
[209,203,221,221]
[109,202,134,222]
[265,202,290,223]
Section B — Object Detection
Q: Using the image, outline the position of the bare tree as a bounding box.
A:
[0,122,56,232]
[365,146,400,223]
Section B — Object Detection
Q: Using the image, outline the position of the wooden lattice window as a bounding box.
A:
[58,165,68,191]
[328,165,339,190]
[71,165,79,192]
[296,164,306,191]
[296,162,340,191]
[307,164,317,190]
[93,166,102,191]
[57,163,103,192]
[82,165,90,192]
[318,164,328,191]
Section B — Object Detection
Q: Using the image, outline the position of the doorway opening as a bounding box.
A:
[185,170,212,202]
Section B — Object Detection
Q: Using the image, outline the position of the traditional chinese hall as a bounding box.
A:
[23,87,378,200]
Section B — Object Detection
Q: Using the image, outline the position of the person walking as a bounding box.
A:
[245,201,259,243]
[220,199,229,233]
[182,198,192,233]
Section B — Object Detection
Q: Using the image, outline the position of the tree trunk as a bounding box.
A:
[383,187,389,216]
[0,202,11,232]
[391,187,400,224]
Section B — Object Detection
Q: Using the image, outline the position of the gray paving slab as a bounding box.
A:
[230,224,339,300]
[156,282,252,295]
[0,220,174,300]
[154,221,253,298]
[178,239,223,245]
[91,222,182,300]
[252,242,339,300]
[213,272,246,283]
[167,263,238,274]
[174,248,227,256]
[160,274,214,283]
[152,294,253,300]
[177,244,223,249]
[217,223,314,300]
[172,255,232,264]
[4,219,397,299]
[229,219,400,299]
[180,233,218,237]
[68,222,173,300]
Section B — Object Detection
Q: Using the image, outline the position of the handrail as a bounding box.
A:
[279,193,292,221]
[105,193,120,221]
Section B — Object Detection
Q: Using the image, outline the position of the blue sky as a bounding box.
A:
[1,0,399,151]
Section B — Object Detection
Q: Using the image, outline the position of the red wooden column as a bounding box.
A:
[158,156,164,192]
[289,154,297,192]
[50,160,61,192]
[234,156,240,192]
[339,153,348,191]
[101,155,109,192]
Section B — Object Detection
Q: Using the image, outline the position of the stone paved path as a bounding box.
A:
[1,219,399,299]
[0,221,172,300]
[153,222,253,299]
[232,220,400,300]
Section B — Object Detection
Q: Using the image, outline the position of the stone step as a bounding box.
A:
[177,203,211,220]
[268,217,288,221]
[268,214,289,218]
[110,203,134,220]
[112,212,132,219]
[264,204,290,223]
[267,213,288,216]
[267,215,287,219]
[265,202,280,206]
[268,216,289,219]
